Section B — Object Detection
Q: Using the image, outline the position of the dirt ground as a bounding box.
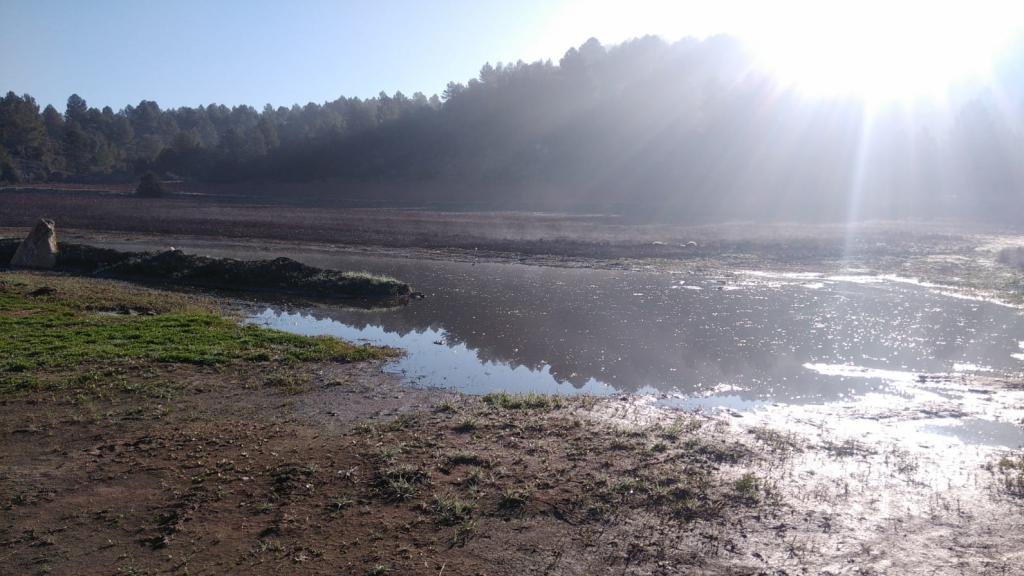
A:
[1,354,796,575]
[4,355,1023,575]
[0,187,1015,265]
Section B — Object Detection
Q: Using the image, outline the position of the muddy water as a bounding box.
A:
[93,238,1024,447]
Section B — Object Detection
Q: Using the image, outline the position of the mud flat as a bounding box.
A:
[2,187,1019,266]
[0,238,411,302]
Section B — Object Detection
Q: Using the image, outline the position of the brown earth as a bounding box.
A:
[0,187,1010,265]
[1,360,793,575]
[5,355,1022,575]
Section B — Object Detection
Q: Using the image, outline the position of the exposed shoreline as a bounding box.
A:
[0,237,412,303]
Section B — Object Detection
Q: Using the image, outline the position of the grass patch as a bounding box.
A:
[374,464,428,502]
[482,392,562,411]
[994,454,1024,498]
[264,372,313,395]
[453,416,479,433]
[733,472,763,503]
[497,487,530,514]
[748,426,803,453]
[0,273,392,396]
[429,493,475,526]
[451,519,476,547]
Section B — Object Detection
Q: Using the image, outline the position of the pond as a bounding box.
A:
[95,238,1024,446]
[245,253,1023,397]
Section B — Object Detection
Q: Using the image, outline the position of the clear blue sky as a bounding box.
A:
[0,0,551,109]
[1,0,703,111]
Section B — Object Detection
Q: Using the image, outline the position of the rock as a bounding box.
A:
[10,219,58,269]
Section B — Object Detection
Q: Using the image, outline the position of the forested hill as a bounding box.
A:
[3,34,1024,222]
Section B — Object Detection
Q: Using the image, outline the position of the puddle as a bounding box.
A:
[89,237,1024,448]
[246,260,1024,448]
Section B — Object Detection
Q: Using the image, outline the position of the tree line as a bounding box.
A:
[2,35,1023,221]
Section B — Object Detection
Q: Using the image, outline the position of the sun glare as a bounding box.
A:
[543,0,1024,104]
[737,1,1023,103]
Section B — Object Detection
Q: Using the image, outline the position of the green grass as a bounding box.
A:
[733,472,762,503]
[0,273,392,395]
[374,464,428,502]
[453,416,479,433]
[482,392,562,411]
[497,487,530,513]
[995,454,1024,498]
[429,493,475,526]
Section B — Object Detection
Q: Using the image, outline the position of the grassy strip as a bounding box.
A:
[0,272,393,395]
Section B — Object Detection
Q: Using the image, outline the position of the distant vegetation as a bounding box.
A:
[135,171,165,197]
[3,34,1024,221]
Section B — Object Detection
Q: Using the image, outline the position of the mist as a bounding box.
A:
[3,34,1024,223]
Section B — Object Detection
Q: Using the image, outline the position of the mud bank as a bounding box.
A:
[0,238,412,302]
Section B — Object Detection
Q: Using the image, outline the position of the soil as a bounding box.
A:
[0,358,795,575]
[4,356,1023,575]
[0,238,411,301]
[0,187,1014,265]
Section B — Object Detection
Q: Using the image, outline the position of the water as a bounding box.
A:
[94,238,1024,446]
[240,254,1024,403]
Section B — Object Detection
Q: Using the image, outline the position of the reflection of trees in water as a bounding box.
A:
[301,269,979,401]
[288,254,1022,402]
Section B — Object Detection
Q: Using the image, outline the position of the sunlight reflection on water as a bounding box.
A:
[250,267,1024,447]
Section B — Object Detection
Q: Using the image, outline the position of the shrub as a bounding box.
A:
[136,171,166,197]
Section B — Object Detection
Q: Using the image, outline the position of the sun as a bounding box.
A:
[537,0,1022,104]
[738,0,1022,103]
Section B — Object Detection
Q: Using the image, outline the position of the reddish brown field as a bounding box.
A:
[0,187,1001,265]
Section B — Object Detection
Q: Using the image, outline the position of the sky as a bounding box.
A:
[3,0,1024,111]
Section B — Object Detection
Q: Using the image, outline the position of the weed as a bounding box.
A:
[329,497,354,512]
[264,373,311,394]
[733,472,762,503]
[613,477,646,495]
[498,486,530,513]
[749,426,802,453]
[0,276,393,397]
[453,417,479,433]
[433,399,458,413]
[375,464,428,502]
[995,454,1024,498]
[451,519,476,547]
[461,468,486,487]
[429,493,475,526]
[252,539,285,555]
[483,392,561,411]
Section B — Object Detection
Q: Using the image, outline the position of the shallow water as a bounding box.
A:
[246,260,1022,398]
[94,238,1024,447]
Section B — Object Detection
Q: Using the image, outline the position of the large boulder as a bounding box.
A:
[10,218,58,269]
